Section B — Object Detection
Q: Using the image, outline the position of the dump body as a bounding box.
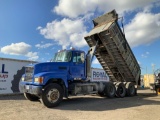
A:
[84,10,141,85]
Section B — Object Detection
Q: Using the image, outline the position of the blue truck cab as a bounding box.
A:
[19,49,92,107]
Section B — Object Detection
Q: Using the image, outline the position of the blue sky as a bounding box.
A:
[0,0,160,75]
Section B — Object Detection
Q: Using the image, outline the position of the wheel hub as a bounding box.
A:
[47,89,60,103]
[119,87,124,94]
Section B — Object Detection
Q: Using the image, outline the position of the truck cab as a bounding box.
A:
[19,49,99,107]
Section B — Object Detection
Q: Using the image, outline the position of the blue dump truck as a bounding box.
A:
[19,10,141,108]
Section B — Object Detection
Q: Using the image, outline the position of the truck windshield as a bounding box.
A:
[52,51,72,62]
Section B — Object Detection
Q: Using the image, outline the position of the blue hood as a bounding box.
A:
[32,62,69,74]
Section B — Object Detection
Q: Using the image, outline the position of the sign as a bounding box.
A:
[0,58,34,94]
[91,68,109,82]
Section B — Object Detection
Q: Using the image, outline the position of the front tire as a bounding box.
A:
[24,93,39,101]
[41,83,63,108]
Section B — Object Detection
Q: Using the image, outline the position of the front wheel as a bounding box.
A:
[41,83,63,108]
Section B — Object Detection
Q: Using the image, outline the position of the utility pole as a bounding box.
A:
[146,66,147,74]
[152,64,155,74]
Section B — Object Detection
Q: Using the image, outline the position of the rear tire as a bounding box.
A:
[24,93,39,101]
[115,82,126,98]
[104,82,116,98]
[126,82,136,96]
[41,83,63,108]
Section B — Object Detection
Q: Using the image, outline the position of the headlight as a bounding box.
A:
[21,77,25,81]
[34,77,43,84]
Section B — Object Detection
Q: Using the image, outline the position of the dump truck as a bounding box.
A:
[19,10,141,108]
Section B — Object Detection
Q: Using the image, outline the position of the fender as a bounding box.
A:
[34,72,68,88]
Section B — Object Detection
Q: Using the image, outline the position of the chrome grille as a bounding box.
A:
[25,67,34,82]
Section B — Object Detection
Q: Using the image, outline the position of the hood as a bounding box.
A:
[32,62,69,74]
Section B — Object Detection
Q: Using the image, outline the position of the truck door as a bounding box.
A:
[70,52,85,80]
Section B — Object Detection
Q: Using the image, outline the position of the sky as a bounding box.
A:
[0,0,160,75]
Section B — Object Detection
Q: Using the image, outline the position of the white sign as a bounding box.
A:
[91,68,109,82]
[0,58,34,94]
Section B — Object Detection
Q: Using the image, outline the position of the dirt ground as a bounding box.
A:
[0,88,160,120]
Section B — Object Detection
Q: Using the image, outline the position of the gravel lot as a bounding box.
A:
[0,88,160,120]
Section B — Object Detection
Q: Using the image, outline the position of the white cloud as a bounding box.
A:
[54,0,156,18]
[141,52,150,58]
[143,4,153,13]
[138,61,141,65]
[38,18,87,49]
[141,54,147,58]
[54,0,96,18]
[25,52,39,60]
[0,42,39,60]
[146,52,150,55]
[38,0,160,50]
[0,42,31,55]
[37,26,42,30]
[35,43,54,49]
[125,11,160,47]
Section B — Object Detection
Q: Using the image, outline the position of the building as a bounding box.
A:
[143,74,155,88]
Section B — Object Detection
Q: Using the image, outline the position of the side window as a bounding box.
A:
[65,52,72,62]
[73,52,84,63]
[73,53,77,62]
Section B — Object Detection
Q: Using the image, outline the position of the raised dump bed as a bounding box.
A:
[84,10,141,85]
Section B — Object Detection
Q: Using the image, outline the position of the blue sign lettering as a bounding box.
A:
[93,71,107,78]
[1,64,8,73]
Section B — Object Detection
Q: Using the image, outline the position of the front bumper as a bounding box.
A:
[19,83,42,95]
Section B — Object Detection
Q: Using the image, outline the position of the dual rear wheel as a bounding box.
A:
[101,82,136,98]
[115,82,126,98]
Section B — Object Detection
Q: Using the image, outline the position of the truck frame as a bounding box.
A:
[19,10,141,108]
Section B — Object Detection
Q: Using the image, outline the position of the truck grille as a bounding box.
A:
[25,67,34,82]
